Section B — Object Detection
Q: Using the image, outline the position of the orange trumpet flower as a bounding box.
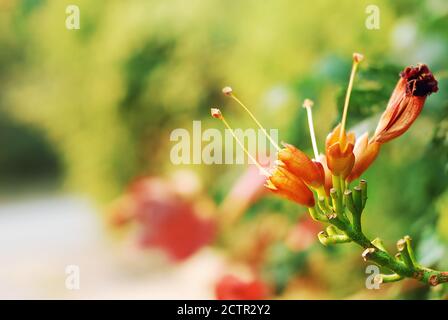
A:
[347,64,438,181]
[277,142,325,189]
[265,165,315,207]
[373,64,438,143]
[325,124,356,179]
[211,57,440,219]
[347,133,381,182]
[324,53,363,179]
[211,107,316,207]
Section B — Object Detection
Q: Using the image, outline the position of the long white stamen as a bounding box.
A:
[303,99,319,160]
[340,53,363,140]
[211,108,270,176]
[223,87,281,152]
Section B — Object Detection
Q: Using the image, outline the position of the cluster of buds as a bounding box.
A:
[212,54,438,211]
[211,53,445,286]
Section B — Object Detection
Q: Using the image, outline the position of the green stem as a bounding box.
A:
[313,179,448,287]
[308,207,328,222]
[377,273,403,284]
[337,218,448,285]
[318,231,351,246]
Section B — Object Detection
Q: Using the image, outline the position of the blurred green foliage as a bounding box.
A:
[0,111,61,183]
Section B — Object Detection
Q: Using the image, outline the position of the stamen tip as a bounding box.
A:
[264,180,277,190]
[222,86,233,96]
[210,107,222,119]
[353,52,364,63]
[302,98,314,109]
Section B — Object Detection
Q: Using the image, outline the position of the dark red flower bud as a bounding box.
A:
[215,275,270,300]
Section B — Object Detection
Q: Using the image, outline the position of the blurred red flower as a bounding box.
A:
[110,176,216,262]
[215,275,270,300]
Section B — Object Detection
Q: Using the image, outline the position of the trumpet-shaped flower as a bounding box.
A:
[212,59,439,208]
[277,142,325,188]
[325,124,356,178]
[373,64,438,143]
[266,165,315,207]
[347,133,381,182]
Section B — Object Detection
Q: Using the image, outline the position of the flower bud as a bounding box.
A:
[373,64,438,143]
[325,124,355,178]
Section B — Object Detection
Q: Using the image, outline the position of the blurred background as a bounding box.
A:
[0,0,447,299]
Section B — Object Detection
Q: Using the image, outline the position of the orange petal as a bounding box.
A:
[317,154,332,196]
[373,64,438,144]
[267,167,315,207]
[374,96,425,143]
[325,124,341,150]
[326,141,355,178]
[347,133,381,182]
[277,143,325,188]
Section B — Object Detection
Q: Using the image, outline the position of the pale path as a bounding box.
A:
[0,195,224,299]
